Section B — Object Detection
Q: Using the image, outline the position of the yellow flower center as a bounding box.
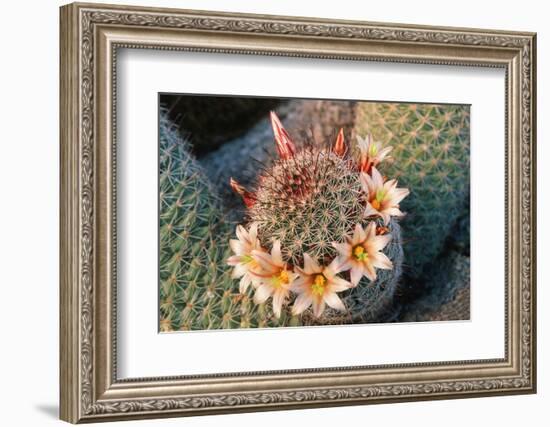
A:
[353,245,369,262]
[279,269,290,283]
[369,144,378,156]
[272,269,290,288]
[279,269,290,284]
[370,189,386,210]
[376,188,386,202]
[241,255,258,270]
[311,274,327,296]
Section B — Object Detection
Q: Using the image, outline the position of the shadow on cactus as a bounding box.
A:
[227,112,409,324]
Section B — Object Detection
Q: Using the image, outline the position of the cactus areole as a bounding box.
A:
[228,112,410,320]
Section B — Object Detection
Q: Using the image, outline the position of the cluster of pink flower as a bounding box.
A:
[227,112,409,319]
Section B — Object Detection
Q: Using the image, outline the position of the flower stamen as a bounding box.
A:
[353,245,369,262]
[369,144,378,156]
[311,274,327,296]
[272,269,291,288]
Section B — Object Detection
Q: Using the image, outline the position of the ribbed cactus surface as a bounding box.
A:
[354,103,470,279]
[159,115,295,331]
[249,149,365,265]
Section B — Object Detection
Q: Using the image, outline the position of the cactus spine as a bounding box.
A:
[228,112,408,323]
[159,114,297,331]
[354,102,470,279]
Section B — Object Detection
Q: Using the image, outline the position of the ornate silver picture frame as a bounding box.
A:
[60,2,536,423]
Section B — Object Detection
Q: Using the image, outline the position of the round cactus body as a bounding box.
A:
[249,149,364,266]
[200,99,357,219]
[227,112,409,325]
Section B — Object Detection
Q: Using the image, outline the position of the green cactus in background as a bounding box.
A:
[159,114,297,331]
[354,103,470,279]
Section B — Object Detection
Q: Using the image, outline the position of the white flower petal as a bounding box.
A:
[380,211,391,225]
[378,146,393,161]
[235,225,246,243]
[290,276,307,293]
[302,253,320,274]
[335,256,353,272]
[292,293,312,315]
[239,274,252,293]
[332,242,351,257]
[312,298,326,318]
[324,292,346,311]
[353,223,366,244]
[229,239,245,255]
[356,134,369,151]
[231,263,247,279]
[272,292,285,318]
[365,262,377,281]
[365,221,377,239]
[384,178,398,193]
[386,207,405,217]
[251,249,275,272]
[364,203,380,218]
[271,240,284,266]
[248,222,259,241]
[254,284,273,304]
[371,234,392,251]
[331,275,353,292]
[371,166,384,188]
[392,188,410,205]
[350,266,363,286]
[360,172,373,194]
[226,255,242,266]
[326,257,346,276]
[287,271,299,285]
[371,252,393,270]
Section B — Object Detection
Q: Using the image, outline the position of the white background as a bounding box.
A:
[0,0,546,426]
[118,50,504,377]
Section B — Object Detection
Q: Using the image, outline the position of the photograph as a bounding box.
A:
[54,2,536,423]
[159,95,471,331]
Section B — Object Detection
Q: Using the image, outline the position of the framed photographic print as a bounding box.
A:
[59,2,537,423]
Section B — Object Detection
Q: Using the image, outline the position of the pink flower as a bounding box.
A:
[357,134,392,173]
[360,166,410,225]
[250,241,297,318]
[291,255,352,318]
[227,223,264,293]
[333,222,393,286]
[270,111,296,159]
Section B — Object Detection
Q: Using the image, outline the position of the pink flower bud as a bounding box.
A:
[230,177,256,208]
[270,111,296,159]
[333,128,346,157]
